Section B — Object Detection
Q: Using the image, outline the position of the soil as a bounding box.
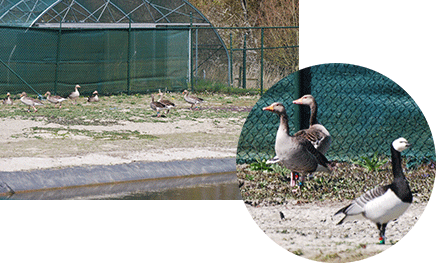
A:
[245,200,426,262]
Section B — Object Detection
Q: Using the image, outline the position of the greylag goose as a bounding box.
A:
[87,91,99,102]
[335,137,412,245]
[263,102,331,188]
[293,95,331,154]
[182,89,204,110]
[45,91,67,109]
[150,94,167,117]
[158,89,175,114]
[68,84,80,104]
[20,92,44,112]
[2,92,13,105]
[267,95,332,186]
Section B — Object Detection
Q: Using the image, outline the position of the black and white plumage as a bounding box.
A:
[335,137,412,244]
[87,91,99,102]
[263,102,331,187]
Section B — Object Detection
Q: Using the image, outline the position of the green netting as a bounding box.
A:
[0,0,229,97]
[237,63,435,164]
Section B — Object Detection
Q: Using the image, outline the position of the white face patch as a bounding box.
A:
[392,137,410,152]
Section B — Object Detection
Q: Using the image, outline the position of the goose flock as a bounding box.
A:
[2,86,204,116]
[263,95,414,245]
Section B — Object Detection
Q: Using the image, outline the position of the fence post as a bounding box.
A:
[54,20,62,94]
[242,33,247,89]
[295,68,312,130]
[260,27,264,95]
[127,18,132,95]
[190,12,194,91]
[229,32,233,86]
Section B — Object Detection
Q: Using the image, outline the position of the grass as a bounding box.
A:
[1,91,257,126]
[237,158,435,206]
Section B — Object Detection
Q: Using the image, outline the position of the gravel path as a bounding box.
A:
[245,201,426,262]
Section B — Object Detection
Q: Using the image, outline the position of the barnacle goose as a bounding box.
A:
[335,137,412,244]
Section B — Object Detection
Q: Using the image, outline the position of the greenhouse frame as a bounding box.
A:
[0,0,230,96]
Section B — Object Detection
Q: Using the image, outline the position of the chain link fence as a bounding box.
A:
[237,63,435,164]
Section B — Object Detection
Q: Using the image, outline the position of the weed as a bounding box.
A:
[352,152,388,172]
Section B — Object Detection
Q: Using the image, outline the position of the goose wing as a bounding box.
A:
[294,125,331,153]
[335,185,390,224]
[297,136,330,168]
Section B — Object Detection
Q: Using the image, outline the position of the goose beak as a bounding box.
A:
[293,98,303,104]
[262,105,274,112]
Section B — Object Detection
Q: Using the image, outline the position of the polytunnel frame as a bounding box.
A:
[0,0,231,89]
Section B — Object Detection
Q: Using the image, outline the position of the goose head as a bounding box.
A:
[293,94,315,106]
[92,91,98,95]
[182,90,189,95]
[45,91,51,97]
[6,92,10,97]
[262,102,286,115]
[392,137,411,152]
[20,92,27,98]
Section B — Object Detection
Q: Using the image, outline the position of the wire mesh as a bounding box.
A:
[236,63,435,164]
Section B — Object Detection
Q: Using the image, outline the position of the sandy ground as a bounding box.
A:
[0,116,240,172]
[246,201,426,262]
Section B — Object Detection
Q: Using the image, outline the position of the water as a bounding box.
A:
[3,172,242,200]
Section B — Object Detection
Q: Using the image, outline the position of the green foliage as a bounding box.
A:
[352,152,388,172]
[237,160,435,205]
[248,159,273,172]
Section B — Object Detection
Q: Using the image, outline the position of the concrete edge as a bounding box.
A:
[0,157,237,194]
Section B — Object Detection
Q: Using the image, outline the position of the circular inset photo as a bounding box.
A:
[236,63,435,262]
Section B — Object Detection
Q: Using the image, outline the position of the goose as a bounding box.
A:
[293,94,331,154]
[182,89,204,110]
[69,84,80,104]
[334,137,412,245]
[20,92,44,112]
[263,102,331,188]
[45,91,67,109]
[2,92,13,105]
[150,94,167,117]
[266,95,332,187]
[87,91,99,102]
[158,89,175,114]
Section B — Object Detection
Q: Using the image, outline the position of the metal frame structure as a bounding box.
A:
[0,0,231,87]
[0,0,211,27]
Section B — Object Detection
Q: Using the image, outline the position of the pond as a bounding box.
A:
[2,172,242,200]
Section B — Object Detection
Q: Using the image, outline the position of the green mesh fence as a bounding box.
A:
[0,0,230,97]
[0,25,190,97]
[237,63,435,164]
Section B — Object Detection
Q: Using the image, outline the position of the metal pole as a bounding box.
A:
[54,20,62,94]
[190,12,194,91]
[260,27,264,95]
[229,32,233,86]
[242,33,247,89]
[127,18,131,95]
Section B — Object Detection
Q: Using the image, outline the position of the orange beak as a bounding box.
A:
[262,105,274,111]
[293,98,303,104]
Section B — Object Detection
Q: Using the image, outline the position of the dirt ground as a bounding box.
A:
[0,94,253,171]
[245,200,426,262]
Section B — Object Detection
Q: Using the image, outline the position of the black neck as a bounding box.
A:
[391,144,404,179]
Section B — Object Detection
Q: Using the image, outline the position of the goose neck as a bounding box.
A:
[391,144,404,178]
[309,101,319,125]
